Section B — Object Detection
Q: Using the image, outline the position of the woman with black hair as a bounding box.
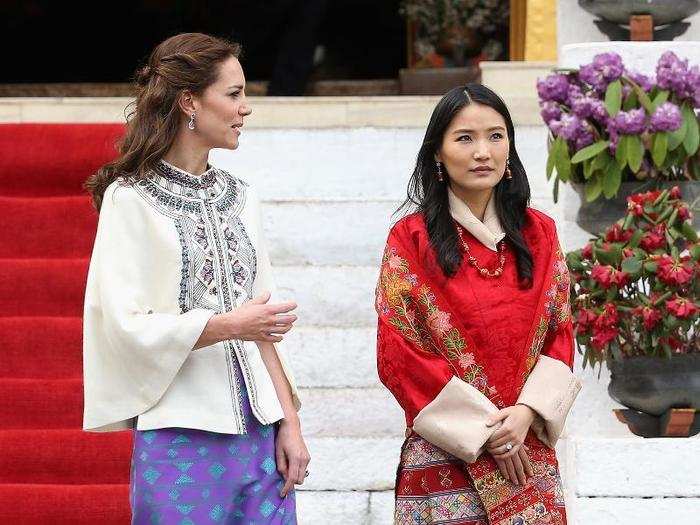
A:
[376,84,581,524]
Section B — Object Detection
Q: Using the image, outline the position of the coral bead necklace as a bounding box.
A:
[455,222,506,278]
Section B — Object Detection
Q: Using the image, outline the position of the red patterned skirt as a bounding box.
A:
[394,434,567,525]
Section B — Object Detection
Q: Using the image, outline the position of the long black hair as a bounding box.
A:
[397,83,533,285]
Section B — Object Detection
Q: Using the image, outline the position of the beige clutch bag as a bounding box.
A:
[412,376,501,463]
[517,355,582,448]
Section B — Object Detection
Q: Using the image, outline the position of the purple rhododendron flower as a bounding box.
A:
[579,53,624,91]
[540,101,562,124]
[591,100,609,124]
[628,71,654,92]
[555,113,584,140]
[570,95,592,118]
[612,108,646,135]
[537,74,570,102]
[567,83,584,104]
[575,128,595,150]
[687,65,700,108]
[656,51,689,95]
[649,102,683,132]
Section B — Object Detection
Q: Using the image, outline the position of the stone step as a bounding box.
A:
[572,497,700,525]
[297,491,394,525]
[261,196,559,267]
[298,388,404,438]
[302,437,403,492]
[285,328,378,389]
[211,126,552,202]
[573,437,700,497]
[275,266,377,328]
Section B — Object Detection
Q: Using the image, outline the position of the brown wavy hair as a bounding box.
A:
[85,33,242,211]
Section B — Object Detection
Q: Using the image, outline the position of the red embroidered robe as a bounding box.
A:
[376,209,574,525]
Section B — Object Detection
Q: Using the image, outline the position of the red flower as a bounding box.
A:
[575,308,597,333]
[582,243,593,260]
[627,202,644,216]
[665,296,699,319]
[669,186,682,199]
[605,223,633,243]
[677,205,692,222]
[640,224,666,251]
[628,190,661,207]
[633,305,662,330]
[591,304,619,349]
[591,264,614,287]
[591,264,629,288]
[656,255,695,286]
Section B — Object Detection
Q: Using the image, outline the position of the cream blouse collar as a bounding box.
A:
[447,187,505,252]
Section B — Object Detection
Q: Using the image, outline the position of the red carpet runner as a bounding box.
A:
[0,124,132,523]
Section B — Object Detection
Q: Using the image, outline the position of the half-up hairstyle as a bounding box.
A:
[397,83,534,286]
[85,33,241,210]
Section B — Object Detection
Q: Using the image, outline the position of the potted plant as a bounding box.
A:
[398,0,509,94]
[567,186,700,436]
[539,51,700,234]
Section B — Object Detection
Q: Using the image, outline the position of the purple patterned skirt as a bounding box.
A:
[129,366,296,524]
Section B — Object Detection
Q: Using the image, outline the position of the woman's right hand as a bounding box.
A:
[491,445,534,486]
[194,291,297,349]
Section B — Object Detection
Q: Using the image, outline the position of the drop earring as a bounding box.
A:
[436,161,444,182]
[188,112,196,130]
[505,158,512,180]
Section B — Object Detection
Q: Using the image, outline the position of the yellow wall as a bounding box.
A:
[524,0,557,61]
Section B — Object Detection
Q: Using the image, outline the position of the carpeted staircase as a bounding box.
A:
[0,124,132,523]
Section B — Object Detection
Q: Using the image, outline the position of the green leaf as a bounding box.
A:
[690,244,700,261]
[622,90,638,111]
[668,116,688,151]
[652,132,668,167]
[651,90,669,111]
[583,158,594,180]
[627,135,644,173]
[555,138,572,182]
[605,80,622,117]
[644,261,658,272]
[621,257,642,274]
[629,229,643,247]
[571,140,610,164]
[553,174,560,203]
[602,161,622,198]
[592,149,612,172]
[682,104,700,156]
[546,151,556,180]
[584,175,603,202]
[681,220,699,242]
[595,243,623,266]
[634,85,654,113]
[615,135,629,168]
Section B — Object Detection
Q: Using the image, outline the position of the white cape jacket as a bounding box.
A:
[83,161,299,433]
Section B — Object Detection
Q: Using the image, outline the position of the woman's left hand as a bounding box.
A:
[275,417,311,498]
[485,404,537,459]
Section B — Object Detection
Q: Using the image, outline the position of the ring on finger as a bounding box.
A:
[505,442,513,451]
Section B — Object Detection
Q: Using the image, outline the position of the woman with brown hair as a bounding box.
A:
[82,33,308,524]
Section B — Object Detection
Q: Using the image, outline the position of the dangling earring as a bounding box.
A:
[188,112,196,130]
[505,157,512,180]
[436,161,444,182]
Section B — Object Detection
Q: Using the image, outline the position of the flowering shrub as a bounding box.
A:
[567,186,699,367]
[400,0,509,67]
[539,52,700,202]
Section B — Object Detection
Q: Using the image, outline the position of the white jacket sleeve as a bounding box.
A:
[82,182,215,431]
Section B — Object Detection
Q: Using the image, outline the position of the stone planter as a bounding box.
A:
[608,354,700,416]
[572,180,700,235]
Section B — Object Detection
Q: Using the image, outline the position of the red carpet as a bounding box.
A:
[0,124,133,523]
